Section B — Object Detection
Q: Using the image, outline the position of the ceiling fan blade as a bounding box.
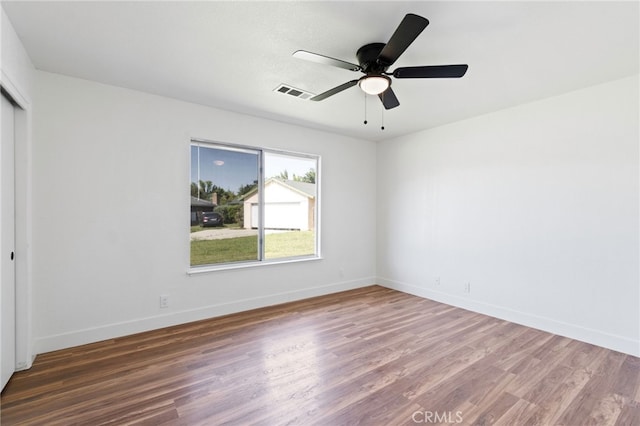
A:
[310,80,359,101]
[378,87,400,110]
[378,14,429,66]
[293,50,361,72]
[393,64,469,79]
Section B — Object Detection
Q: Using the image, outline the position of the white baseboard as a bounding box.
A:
[34,278,375,355]
[378,277,640,357]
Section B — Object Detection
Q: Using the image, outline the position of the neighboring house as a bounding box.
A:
[190,196,216,225]
[243,178,315,231]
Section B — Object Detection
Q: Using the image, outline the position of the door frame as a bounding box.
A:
[1,74,34,371]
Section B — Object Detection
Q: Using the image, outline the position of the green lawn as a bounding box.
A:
[190,223,241,233]
[190,231,315,266]
[264,231,315,259]
[191,235,257,265]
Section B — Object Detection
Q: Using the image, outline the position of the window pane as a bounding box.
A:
[262,152,317,260]
[190,144,259,266]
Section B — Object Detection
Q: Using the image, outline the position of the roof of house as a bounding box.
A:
[190,196,215,207]
[279,179,315,198]
[239,178,315,200]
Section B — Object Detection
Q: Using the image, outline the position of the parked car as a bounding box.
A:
[199,212,224,227]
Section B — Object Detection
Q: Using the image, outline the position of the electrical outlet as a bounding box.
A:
[159,294,169,309]
[464,282,471,293]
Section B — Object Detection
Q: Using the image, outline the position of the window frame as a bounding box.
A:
[188,138,321,274]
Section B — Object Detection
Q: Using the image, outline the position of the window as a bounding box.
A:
[190,140,319,270]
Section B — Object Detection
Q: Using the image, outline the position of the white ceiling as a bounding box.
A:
[3,1,638,142]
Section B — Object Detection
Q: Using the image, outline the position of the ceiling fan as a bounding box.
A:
[293,13,468,110]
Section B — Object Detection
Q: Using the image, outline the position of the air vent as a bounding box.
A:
[274,84,315,100]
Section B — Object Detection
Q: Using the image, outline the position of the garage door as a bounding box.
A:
[251,202,302,229]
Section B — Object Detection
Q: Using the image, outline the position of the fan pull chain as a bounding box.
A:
[381,104,385,130]
[363,93,368,125]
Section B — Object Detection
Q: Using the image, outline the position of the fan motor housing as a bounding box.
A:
[356,43,387,73]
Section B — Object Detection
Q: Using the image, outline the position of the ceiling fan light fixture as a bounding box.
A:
[358,75,390,95]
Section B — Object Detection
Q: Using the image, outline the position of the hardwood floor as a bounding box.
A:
[1,286,639,425]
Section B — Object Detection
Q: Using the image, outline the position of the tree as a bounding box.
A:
[199,180,214,198]
[212,186,235,205]
[293,168,316,184]
[191,180,236,205]
[238,180,258,197]
[191,180,215,199]
[277,170,289,180]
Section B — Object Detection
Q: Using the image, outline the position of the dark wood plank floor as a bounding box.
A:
[1,286,639,425]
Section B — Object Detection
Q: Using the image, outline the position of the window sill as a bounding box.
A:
[187,255,323,275]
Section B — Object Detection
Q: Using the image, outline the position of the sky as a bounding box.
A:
[191,145,316,193]
[264,152,316,181]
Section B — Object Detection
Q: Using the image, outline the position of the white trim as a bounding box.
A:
[187,255,322,275]
[0,72,34,370]
[0,70,30,109]
[34,277,375,354]
[378,277,640,357]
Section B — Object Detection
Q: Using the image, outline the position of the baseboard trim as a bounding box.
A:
[34,278,374,354]
[378,277,640,357]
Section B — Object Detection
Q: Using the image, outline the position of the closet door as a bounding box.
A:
[1,91,16,391]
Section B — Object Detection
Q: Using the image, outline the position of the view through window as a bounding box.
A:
[190,141,318,268]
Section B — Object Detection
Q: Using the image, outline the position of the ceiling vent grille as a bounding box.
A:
[274,84,315,100]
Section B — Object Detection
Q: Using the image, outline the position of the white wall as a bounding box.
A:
[1,7,35,369]
[32,71,377,353]
[20,50,640,358]
[1,8,33,105]
[377,75,639,356]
